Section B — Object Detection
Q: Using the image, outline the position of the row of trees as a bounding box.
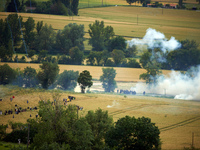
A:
[0,63,118,93]
[1,100,161,150]
[1,14,199,70]
[5,0,79,16]
[0,14,140,68]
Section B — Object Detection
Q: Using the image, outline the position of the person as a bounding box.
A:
[27,100,29,104]
[143,91,145,95]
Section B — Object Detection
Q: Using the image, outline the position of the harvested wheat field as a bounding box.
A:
[0,86,200,150]
[0,62,172,82]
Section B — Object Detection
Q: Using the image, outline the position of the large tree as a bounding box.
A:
[69,46,84,65]
[55,23,85,54]
[24,17,35,50]
[37,62,59,89]
[0,19,13,62]
[105,116,161,150]
[111,49,125,66]
[56,70,79,91]
[35,23,56,52]
[32,102,93,149]
[0,64,17,85]
[139,60,162,85]
[100,68,117,92]
[22,67,38,88]
[7,14,23,47]
[85,108,113,150]
[77,70,93,93]
[88,20,114,51]
[107,36,126,52]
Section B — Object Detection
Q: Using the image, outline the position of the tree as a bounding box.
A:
[6,0,20,12]
[101,50,110,66]
[87,51,96,66]
[51,0,79,15]
[56,70,79,91]
[24,17,35,49]
[126,0,135,5]
[36,21,43,35]
[32,102,93,149]
[108,36,126,52]
[23,67,38,88]
[69,46,84,65]
[105,116,161,150]
[178,0,183,8]
[87,51,103,66]
[37,62,59,89]
[88,20,114,51]
[55,23,85,54]
[125,45,137,58]
[140,51,151,68]
[35,23,55,52]
[7,14,23,47]
[100,68,117,92]
[50,1,68,15]
[0,64,17,85]
[139,60,162,85]
[111,49,125,66]
[85,108,113,150]
[77,70,93,93]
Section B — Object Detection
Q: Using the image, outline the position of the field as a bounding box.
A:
[1,5,200,50]
[1,2,200,150]
[0,86,200,150]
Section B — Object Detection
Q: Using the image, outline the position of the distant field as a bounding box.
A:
[1,6,200,50]
[0,86,200,150]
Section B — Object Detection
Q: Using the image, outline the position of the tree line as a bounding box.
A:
[0,14,141,68]
[5,0,79,16]
[1,14,200,71]
[1,99,161,150]
[0,62,118,93]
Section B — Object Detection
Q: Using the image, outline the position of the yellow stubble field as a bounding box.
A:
[0,88,200,150]
[0,63,200,149]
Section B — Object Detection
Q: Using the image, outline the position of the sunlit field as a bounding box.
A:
[1,5,200,50]
[0,86,200,150]
[1,1,200,149]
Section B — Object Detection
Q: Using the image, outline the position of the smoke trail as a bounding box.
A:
[107,100,120,108]
[133,66,200,100]
[127,28,181,53]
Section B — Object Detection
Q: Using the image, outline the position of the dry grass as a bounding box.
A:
[0,86,200,150]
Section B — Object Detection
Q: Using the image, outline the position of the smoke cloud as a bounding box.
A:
[126,28,181,53]
[132,66,200,100]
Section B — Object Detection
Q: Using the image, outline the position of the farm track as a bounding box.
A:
[109,104,151,116]
[160,116,200,132]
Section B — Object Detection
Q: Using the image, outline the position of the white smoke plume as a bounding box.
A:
[107,100,120,108]
[127,28,181,53]
[133,66,200,100]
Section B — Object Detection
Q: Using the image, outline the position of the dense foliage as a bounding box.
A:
[105,116,161,150]
[100,68,117,92]
[77,70,93,93]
